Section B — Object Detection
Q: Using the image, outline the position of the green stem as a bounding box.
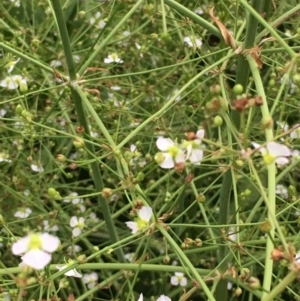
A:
[247,54,288,299]
[78,0,144,75]
[215,170,232,301]
[50,0,124,262]
[163,0,221,38]
[238,0,296,58]
[157,225,216,301]
[262,270,298,301]
[235,0,264,90]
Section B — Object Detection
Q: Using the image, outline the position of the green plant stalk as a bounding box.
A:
[215,169,232,301]
[78,0,144,75]
[236,0,264,90]
[247,54,288,298]
[163,0,221,38]
[262,270,298,301]
[50,0,124,262]
[157,225,216,301]
[256,4,300,42]
[238,0,296,58]
[262,0,272,20]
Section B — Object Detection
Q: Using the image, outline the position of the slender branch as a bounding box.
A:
[50,0,124,262]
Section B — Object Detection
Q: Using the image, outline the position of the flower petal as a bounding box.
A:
[22,249,51,270]
[170,275,179,285]
[70,216,78,227]
[125,221,138,234]
[138,293,143,301]
[159,154,174,169]
[138,206,153,222]
[156,137,174,151]
[12,236,30,255]
[266,142,291,157]
[40,233,60,253]
[157,295,171,301]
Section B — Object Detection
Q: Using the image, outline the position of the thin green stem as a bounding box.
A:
[236,0,264,90]
[50,0,124,262]
[157,225,216,301]
[163,0,221,38]
[238,0,297,58]
[78,0,144,75]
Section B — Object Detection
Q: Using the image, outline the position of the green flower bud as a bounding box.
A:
[233,84,243,95]
[214,115,223,126]
[73,137,85,149]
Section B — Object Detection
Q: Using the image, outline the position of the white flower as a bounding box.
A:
[170,272,187,286]
[110,85,121,91]
[124,252,135,262]
[104,53,124,64]
[57,260,82,278]
[88,212,100,223]
[292,149,300,161]
[125,206,153,234]
[14,208,32,219]
[155,137,185,169]
[0,75,27,90]
[64,192,83,204]
[43,220,59,232]
[183,36,202,48]
[0,153,11,163]
[70,216,85,237]
[50,60,62,68]
[275,184,288,199]
[183,129,205,165]
[252,142,291,166]
[31,163,44,173]
[290,124,300,139]
[97,20,106,29]
[90,12,101,25]
[194,7,204,15]
[9,0,20,7]
[12,233,60,270]
[67,244,82,256]
[83,272,98,288]
[228,227,237,242]
[138,294,171,301]
[5,58,20,73]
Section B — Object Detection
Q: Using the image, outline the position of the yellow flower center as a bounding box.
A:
[28,234,42,250]
[77,221,84,229]
[136,218,148,230]
[263,153,275,165]
[168,145,179,157]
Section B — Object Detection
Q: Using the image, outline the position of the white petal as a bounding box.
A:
[275,157,289,166]
[40,233,60,253]
[65,269,82,278]
[189,149,203,164]
[138,293,143,301]
[138,206,153,222]
[22,249,51,269]
[156,137,174,151]
[266,142,291,157]
[252,142,267,155]
[196,129,205,139]
[159,154,174,169]
[175,272,184,277]
[175,151,186,164]
[12,236,30,255]
[125,221,138,234]
[72,228,81,237]
[170,276,179,285]
[157,296,171,301]
[180,277,187,286]
[70,216,78,227]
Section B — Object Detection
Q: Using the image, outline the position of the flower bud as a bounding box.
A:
[55,154,66,163]
[259,219,272,233]
[271,248,285,261]
[77,254,87,263]
[102,188,113,199]
[197,194,206,203]
[247,277,261,290]
[214,115,223,127]
[233,84,243,95]
[163,255,170,264]
[194,238,202,247]
[15,104,23,114]
[234,287,242,297]
[73,137,85,149]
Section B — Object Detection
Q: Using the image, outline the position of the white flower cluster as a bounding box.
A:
[155,129,205,169]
